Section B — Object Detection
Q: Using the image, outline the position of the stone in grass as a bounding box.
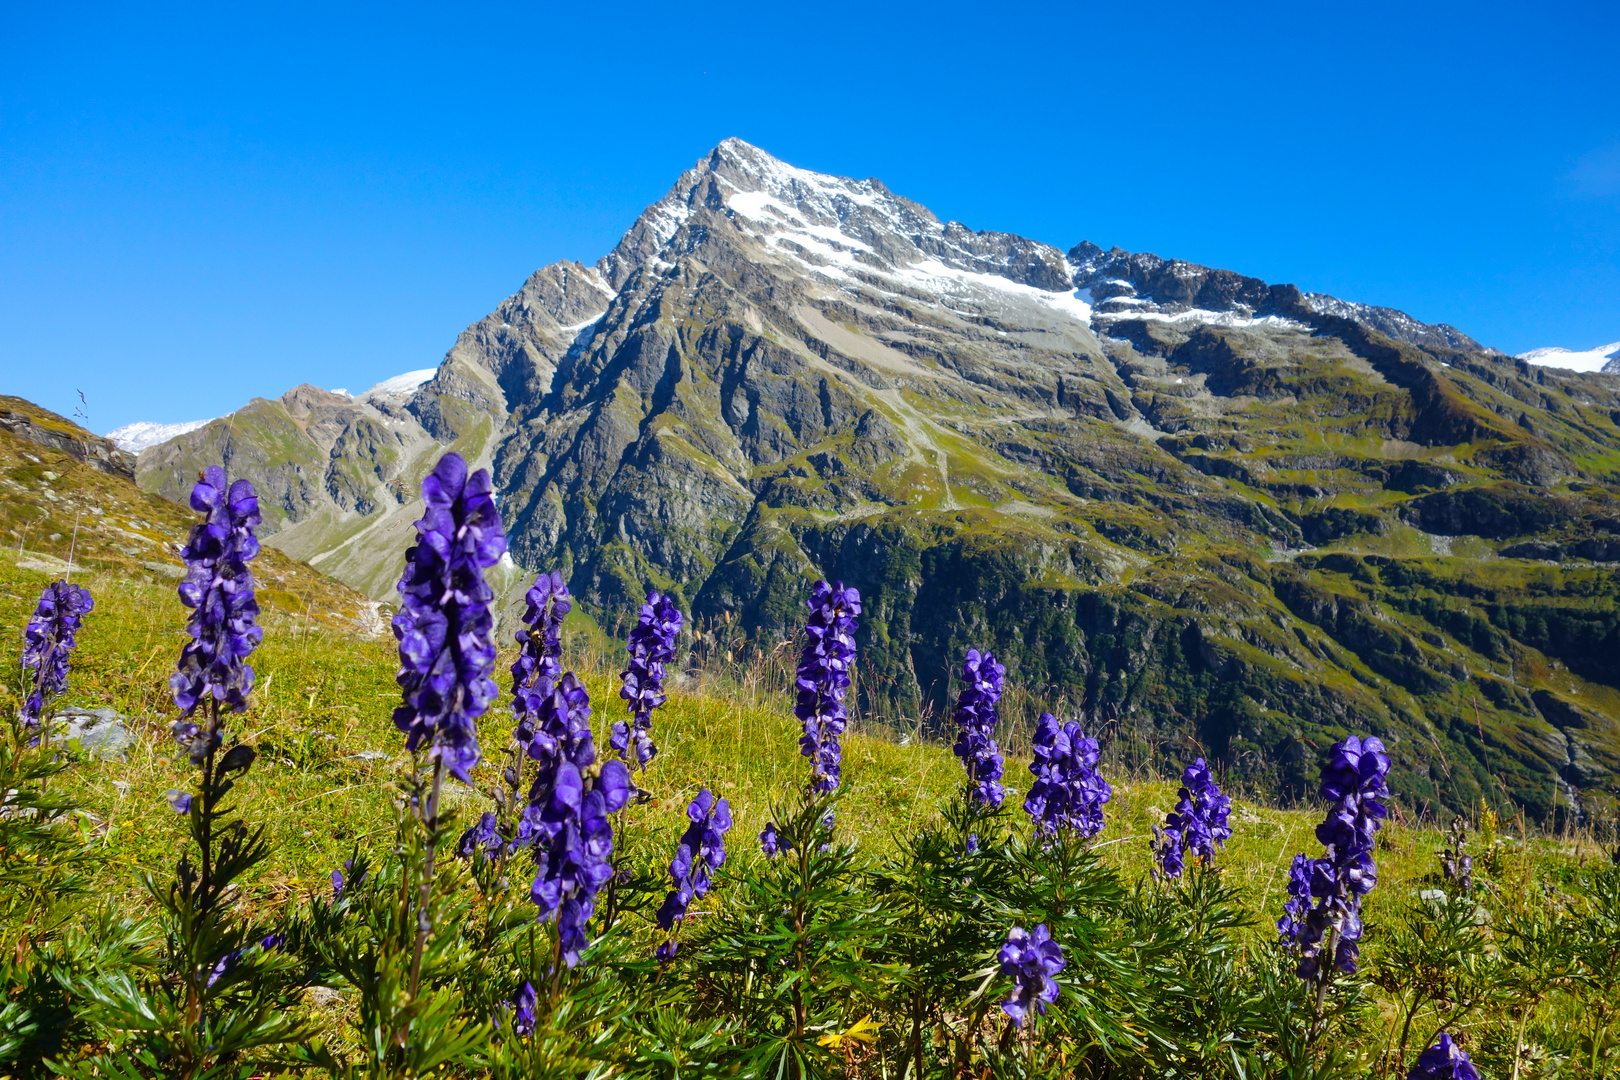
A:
[51,706,136,760]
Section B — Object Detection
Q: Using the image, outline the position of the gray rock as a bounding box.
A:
[52,707,136,760]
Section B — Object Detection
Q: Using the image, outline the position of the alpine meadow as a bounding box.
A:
[3,138,1620,1080]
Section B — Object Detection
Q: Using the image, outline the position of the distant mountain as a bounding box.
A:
[133,138,1620,819]
[108,419,214,453]
[1518,341,1620,374]
[0,394,376,632]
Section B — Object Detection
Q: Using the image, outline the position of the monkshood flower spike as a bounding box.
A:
[171,466,262,764]
[504,980,538,1038]
[655,787,731,962]
[1282,735,1391,981]
[20,579,93,727]
[613,590,683,770]
[1152,757,1232,880]
[1024,713,1111,840]
[951,649,1006,809]
[1407,1033,1480,1080]
[1277,853,1314,946]
[392,452,508,783]
[999,923,1064,1028]
[796,580,861,795]
[511,570,571,745]
[522,671,631,967]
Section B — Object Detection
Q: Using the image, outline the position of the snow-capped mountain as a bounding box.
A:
[131,138,1620,815]
[1518,341,1620,374]
[106,418,214,453]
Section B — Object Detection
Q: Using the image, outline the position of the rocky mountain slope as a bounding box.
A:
[0,395,376,633]
[133,139,1620,820]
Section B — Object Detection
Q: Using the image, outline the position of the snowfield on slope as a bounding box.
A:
[1518,342,1620,374]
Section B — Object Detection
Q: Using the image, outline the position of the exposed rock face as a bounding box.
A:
[1,396,136,479]
[135,139,1620,820]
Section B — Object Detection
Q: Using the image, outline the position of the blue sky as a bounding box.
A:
[2,0,1617,433]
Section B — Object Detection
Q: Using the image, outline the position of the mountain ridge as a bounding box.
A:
[129,138,1620,819]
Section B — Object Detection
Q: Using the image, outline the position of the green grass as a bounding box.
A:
[11,544,1620,1077]
[2,544,1601,948]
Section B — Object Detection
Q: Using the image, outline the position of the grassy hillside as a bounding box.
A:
[3,545,1615,1077]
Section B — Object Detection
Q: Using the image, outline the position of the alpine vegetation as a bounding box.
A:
[612,590,681,769]
[1407,1032,1480,1080]
[1151,757,1233,880]
[795,580,860,795]
[468,568,571,858]
[523,670,630,968]
[511,570,570,742]
[998,923,1065,1028]
[392,452,507,784]
[654,787,731,962]
[60,467,316,1076]
[951,648,1006,810]
[1284,736,1391,991]
[19,580,92,727]
[9,453,1611,1079]
[1024,712,1112,840]
[171,466,263,738]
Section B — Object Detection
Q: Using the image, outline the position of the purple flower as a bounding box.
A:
[511,571,571,745]
[1284,736,1391,979]
[999,923,1064,1028]
[521,672,631,967]
[456,810,503,859]
[170,467,262,726]
[759,821,785,858]
[204,932,284,989]
[20,580,93,727]
[1407,1033,1479,1080]
[166,789,193,815]
[796,581,861,795]
[612,591,683,770]
[951,649,1006,809]
[1276,853,1315,945]
[330,857,365,900]
[1153,758,1232,880]
[507,980,538,1037]
[654,788,731,959]
[392,453,507,783]
[1023,713,1111,841]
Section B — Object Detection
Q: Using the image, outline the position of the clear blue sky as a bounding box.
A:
[2,1,1617,433]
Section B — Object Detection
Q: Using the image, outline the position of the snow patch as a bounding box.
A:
[906,258,1087,322]
[1094,307,1307,331]
[106,419,214,453]
[362,369,437,401]
[558,312,607,335]
[1517,341,1620,374]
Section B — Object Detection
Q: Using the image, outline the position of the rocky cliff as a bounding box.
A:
[136,139,1620,821]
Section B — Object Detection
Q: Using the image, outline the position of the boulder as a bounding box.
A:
[52,706,136,760]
